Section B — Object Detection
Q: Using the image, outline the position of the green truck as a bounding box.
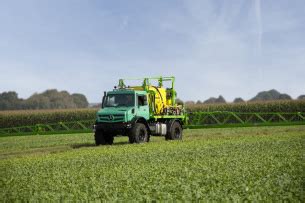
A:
[93,77,187,145]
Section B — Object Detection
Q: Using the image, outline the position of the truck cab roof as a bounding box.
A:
[108,89,147,95]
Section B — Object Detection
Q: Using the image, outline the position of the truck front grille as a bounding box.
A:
[98,114,125,122]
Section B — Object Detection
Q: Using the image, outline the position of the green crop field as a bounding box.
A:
[1,100,304,128]
[1,126,304,201]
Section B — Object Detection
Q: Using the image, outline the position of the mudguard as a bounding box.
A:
[131,116,151,134]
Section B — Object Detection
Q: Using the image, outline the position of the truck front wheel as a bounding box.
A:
[130,123,149,143]
[95,130,114,145]
[95,130,106,145]
[166,121,182,140]
[105,134,114,145]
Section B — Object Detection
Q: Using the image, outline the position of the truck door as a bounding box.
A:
[136,94,150,120]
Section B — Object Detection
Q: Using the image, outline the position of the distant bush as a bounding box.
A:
[250,89,292,101]
[298,95,305,100]
[176,98,184,105]
[204,95,226,104]
[233,97,245,103]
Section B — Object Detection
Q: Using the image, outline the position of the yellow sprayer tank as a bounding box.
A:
[128,85,169,114]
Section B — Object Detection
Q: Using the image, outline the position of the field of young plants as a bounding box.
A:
[1,126,304,201]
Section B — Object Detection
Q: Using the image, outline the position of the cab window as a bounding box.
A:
[137,95,147,106]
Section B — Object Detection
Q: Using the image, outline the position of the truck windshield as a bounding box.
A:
[104,94,134,107]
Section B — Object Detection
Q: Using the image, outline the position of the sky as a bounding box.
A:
[0,0,304,103]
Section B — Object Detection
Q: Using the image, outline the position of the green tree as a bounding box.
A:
[250,89,292,101]
[0,89,90,110]
[72,93,89,108]
[233,97,245,103]
[204,95,226,104]
[24,94,51,109]
[176,98,184,105]
[0,91,22,110]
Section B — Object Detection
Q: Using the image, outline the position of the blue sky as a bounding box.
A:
[0,0,304,102]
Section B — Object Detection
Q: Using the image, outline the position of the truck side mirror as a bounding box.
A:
[101,91,106,108]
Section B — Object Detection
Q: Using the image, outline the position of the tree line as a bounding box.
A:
[1,89,304,110]
[0,89,88,110]
[181,89,305,105]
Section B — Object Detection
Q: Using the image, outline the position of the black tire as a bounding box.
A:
[95,130,106,145]
[105,134,114,145]
[128,135,135,144]
[166,121,182,140]
[147,134,151,142]
[95,130,114,145]
[131,123,149,143]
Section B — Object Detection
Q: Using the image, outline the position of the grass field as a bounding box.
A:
[1,126,304,201]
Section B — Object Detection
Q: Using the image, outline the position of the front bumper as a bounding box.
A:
[93,122,132,135]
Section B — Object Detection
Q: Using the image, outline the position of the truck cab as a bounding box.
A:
[93,77,186,145]
[97,89,149,123]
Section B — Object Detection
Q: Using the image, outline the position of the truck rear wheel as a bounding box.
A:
[166,121,182,140]
[131,123,149,143]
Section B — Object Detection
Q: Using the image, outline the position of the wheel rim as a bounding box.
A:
[174,127,181,138]
[139,129,146,141]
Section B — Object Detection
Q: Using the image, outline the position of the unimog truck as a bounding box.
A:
[93,76,187,145]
